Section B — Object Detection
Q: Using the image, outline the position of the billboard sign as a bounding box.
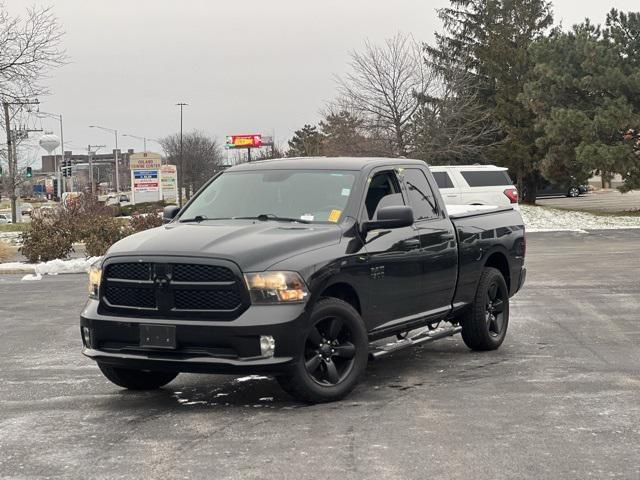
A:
[129,152,162,170]
[226,134,262,149]
[161,164,178,203]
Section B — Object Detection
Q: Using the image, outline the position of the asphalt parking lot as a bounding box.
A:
[1,230,639,480]
[538,189,640,213]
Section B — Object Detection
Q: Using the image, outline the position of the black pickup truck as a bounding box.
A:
[81,157,526,403]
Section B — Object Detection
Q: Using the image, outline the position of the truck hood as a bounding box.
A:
[105,220,343,272]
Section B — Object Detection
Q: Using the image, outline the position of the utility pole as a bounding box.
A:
[3,98,40,222]
[176,102,187,206]
[87,144,105,196]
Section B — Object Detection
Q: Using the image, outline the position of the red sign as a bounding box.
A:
[226,134,262,148]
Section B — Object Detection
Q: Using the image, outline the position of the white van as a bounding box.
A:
[430,165,519,210]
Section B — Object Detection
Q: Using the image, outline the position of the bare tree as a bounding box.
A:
[159,130,224,203]
[0,3,66,219]
[0,4,66,99]
[335,32,433,156]
[411,65,501,164]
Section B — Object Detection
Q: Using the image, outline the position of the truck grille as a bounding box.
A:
[101,260,247,319]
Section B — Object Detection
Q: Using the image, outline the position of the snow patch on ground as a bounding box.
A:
[235,375,269,383]
[520,205,640,232]
[34,256,101,275]
[21,273,42,281]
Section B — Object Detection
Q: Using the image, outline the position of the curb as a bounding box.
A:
[0,266,36,275]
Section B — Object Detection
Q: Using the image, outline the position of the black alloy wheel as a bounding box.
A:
[277,297,368,403]
[303,315,357,386]
[485,280,506,337]
[461,267,510,351]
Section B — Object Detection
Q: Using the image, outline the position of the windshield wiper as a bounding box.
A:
[233,214,311,224]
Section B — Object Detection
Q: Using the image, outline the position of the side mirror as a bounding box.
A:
[361,205,414,234]
[163,205,180,224]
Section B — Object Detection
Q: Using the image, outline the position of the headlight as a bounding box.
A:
[88,263,102,298]
[244,271,309,304]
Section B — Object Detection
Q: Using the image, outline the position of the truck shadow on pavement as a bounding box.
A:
[108,338,510,411]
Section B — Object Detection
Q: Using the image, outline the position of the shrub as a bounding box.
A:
[20,210,75,262]
[119,201,165,217]
[19,195,166,262]
[83,215,129,257]
[129,213,163,233]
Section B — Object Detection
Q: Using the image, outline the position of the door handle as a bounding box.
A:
[401,239,421,250]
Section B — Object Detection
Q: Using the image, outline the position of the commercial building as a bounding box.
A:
[40,149,137,192]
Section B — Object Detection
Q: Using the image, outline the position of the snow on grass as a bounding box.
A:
[520,205,640,232]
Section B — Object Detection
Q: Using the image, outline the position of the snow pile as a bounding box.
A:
[34,256,101,275]
[520,205,640,232]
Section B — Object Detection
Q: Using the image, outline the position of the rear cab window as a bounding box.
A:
[460,170,513,187]
[403,169,439,221]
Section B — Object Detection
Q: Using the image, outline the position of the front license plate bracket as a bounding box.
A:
[140,324,177,349]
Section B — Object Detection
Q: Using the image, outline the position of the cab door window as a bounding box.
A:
[403,169,439,221]
[364,171,405,220]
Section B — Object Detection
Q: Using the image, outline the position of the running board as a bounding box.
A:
[369,325,463,360]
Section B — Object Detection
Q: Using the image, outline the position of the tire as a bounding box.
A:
[567,187,580,197]
[98,363,178,390]
[461,267,509,351]
[277,297,368,403]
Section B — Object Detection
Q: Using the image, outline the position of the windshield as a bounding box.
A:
[179,170,356,223]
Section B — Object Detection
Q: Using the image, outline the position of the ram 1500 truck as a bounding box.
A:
[81,157,526,403]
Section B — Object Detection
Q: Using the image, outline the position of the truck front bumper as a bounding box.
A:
[80,299,309,375]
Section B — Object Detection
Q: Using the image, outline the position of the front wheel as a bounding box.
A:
[461,267,509,351]
[278,297,368,403]
[567,187,580,197]
[98,363,178,390]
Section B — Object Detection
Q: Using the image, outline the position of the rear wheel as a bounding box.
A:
[567,187,580,197]
[278,297,368,403]
[98,363,178,390]
[461,267,509,351]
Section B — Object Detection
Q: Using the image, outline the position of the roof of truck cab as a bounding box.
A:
[227,156,427,172]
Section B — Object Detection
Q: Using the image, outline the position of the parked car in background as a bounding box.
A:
[527,179,588,199]
[0,213,11,224]
[430,165,519,210]
[20,203,34,216]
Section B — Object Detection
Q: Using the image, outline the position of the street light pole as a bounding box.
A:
[176,102,187,206]
[122,134,159,153]
[89,125,120,193]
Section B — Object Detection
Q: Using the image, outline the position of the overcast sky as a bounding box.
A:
[6,0,639,164]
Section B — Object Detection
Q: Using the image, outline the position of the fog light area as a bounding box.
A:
[260,335,275,358]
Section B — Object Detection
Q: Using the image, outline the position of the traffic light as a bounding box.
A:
[26,166,32,178]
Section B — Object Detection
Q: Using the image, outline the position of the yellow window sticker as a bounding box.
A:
[328,209,342,223]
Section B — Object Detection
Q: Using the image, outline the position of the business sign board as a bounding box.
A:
[129,152,162,170]
[161,164,178,203]
[226,134,262,149]
[131,168,161,204]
